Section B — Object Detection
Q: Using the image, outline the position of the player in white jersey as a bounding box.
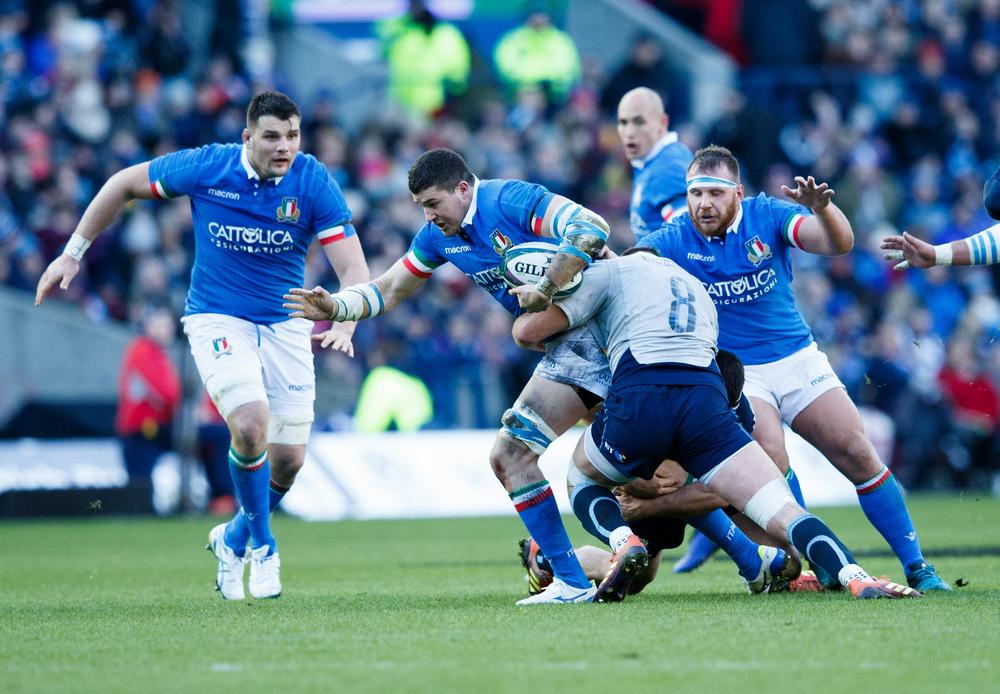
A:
[35,92,370,600]
[510,249,922,601]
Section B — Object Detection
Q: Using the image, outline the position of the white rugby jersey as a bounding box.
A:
[556,252,718,373]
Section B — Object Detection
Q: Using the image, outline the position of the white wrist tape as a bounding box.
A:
[933,243,953,266]
[64,233,92,261]
[332,282,384,321]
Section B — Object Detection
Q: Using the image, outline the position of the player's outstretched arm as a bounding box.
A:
[314,234,371,354]
[285,257,428,322]
[780,175,853,255]
[35,162,154,306]
[881,230,977,269]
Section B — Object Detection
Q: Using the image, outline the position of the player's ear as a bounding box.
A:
[242,128,251,145]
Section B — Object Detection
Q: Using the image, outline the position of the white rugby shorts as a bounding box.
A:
[534,324,612,400]
[742,342,844,423]
[181,313,316,423]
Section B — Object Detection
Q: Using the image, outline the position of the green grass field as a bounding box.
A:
[2,494,998,693]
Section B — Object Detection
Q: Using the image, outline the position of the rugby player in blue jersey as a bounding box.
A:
[619,86,768,575]
[641,145,950,592]
[618,87,692,238]
[35,92,370,601]
[509,247,921,600]
[287,147,621,604]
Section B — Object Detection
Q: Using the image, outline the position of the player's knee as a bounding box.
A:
[228,410,268,452]
[489,433,537,483]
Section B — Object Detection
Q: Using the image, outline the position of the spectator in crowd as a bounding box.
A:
[493,6,580,104]
[115,304,181,489]
[378,0,471,118]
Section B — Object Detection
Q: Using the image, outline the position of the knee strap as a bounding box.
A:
[500,401,558,456]
[742,478,796,530]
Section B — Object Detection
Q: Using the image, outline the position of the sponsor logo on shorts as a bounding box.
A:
[602,441,627,464]
[209,188,240,200]
[211,337,232,358]
[810,373,835,386]
[287,384,313,392]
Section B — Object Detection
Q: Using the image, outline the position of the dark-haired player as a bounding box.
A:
[287,148,616,604]
[35,91,370,600]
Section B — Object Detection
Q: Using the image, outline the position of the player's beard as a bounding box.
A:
[690,196,739,238]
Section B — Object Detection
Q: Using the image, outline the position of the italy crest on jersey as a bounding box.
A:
[276,197,300,223]
[745,236,772,265]
[490,228,513,255]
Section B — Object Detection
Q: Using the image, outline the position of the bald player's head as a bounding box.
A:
[617,87,668,161]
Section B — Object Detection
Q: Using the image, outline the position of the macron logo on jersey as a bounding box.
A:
[209,188,240,201]
[445,245,472,254]
[687,252,715,262]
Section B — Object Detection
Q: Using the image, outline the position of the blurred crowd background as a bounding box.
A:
[2,0,999,494]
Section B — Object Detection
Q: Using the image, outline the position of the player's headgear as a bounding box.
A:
[687,145,740,182]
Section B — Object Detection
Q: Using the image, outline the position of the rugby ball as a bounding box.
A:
[499,241,583,299]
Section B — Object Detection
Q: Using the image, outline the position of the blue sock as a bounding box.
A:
[225,479,289,557]
[785,466,806,507]
[855,466,924,570]
[788,513,856,581]
[686,510,759,580]
[226,447,276,554]
[511,481,590,589]
[570,483,628,545]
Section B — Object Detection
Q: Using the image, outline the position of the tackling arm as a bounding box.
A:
[285,257,428,322]
[35,162,155,305]
[511,304,571,350]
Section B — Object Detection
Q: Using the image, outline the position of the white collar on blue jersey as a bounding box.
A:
[630,132,679,170]
[461,176,481,227]
[725,202,744,236]
[241,144,285,186]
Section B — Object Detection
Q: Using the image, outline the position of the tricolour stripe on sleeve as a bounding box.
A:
[402,249,437,278]
[531,214,543,236]
[782,213,807,249]
[317,225,347,246]
[150,179,175,200]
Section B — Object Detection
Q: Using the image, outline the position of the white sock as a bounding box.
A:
[838,563,872,586]
[609,526,633,553]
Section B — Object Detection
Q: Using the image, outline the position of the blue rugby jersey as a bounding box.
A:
[630,134,693,242]
[643,193,814,365]
[402,178,557,316]
[148,143,356,324]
